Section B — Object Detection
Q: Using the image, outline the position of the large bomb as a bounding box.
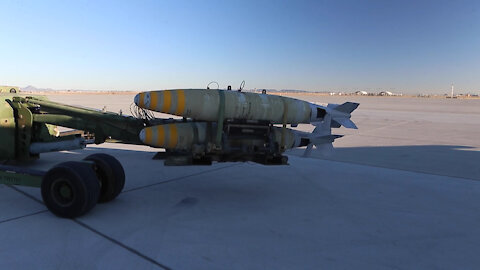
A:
[139,122,304,151]
[134,89,325,125]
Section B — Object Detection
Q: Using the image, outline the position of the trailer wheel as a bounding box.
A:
[41,161,100,218]
[84,153,125,203]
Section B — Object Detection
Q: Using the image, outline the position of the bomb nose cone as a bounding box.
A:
[133,92,150,108]
[139,128,146,142]
[134,93,140,105]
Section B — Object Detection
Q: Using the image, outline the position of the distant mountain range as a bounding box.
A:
[21,85,56,92]
[20,85,107,92]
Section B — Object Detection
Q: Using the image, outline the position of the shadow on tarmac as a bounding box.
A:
[288,145,480,180]
[3,144,479,181]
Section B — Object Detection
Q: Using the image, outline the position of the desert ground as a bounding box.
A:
[1,93,479,269]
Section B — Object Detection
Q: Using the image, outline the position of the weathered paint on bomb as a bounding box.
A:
[139,122,298,150]
[134,89,318,124]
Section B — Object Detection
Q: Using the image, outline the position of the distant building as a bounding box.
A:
[379,91,393,96]
[355,90,368,95]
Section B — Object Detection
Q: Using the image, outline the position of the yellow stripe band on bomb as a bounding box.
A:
[168,124,178,148]
[145,127,153,144]
[162,90,172,113]
[175,90,186,115]
[138,92,145,108]
[156,124,165,146]
[150,91,158,110]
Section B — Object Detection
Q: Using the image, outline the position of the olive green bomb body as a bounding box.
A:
[134,89,316,124]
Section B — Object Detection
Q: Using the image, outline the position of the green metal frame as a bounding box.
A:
[3,98,35,160]
[1,95,148,161]
[0,164,44,187]
[0,160,96,188]
[20,96,145,145]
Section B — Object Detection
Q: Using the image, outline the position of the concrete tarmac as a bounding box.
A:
[1,94,479,269]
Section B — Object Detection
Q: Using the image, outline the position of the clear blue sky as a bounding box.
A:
[1,0,479,93]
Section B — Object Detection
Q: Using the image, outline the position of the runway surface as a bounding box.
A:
[1,94,479,269]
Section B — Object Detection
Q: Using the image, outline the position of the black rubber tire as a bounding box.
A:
[41,161,100,218]
[84,153,125,203]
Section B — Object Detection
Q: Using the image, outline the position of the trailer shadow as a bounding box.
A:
[3,143,479,207]
[2,143,479,223]
[4,143,479,184]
